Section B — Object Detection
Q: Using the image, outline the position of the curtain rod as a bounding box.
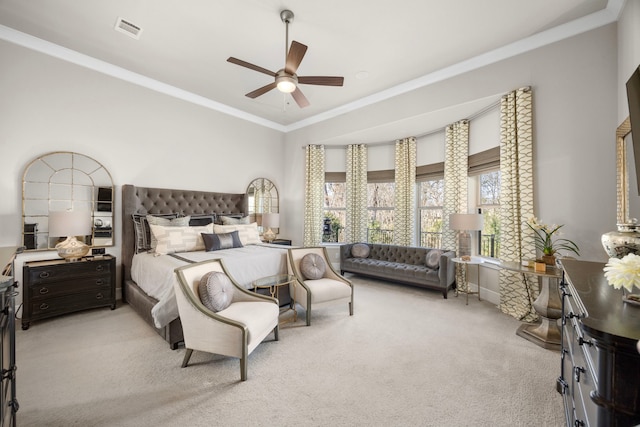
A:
[303,99,501,150]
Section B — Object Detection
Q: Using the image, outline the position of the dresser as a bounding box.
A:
[0,247,18,427]
[558,259,640,427]
[22,255,116,330]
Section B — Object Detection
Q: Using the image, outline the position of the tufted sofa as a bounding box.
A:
[340,243,456,298]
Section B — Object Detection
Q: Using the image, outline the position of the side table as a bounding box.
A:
[499,261,563,350]
[252,273,297,324]
[452,257,484,305]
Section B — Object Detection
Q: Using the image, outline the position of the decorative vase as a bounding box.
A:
[542,254,556,266]
[601,223,640,258]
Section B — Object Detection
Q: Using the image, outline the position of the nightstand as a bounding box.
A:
[267,239,292,246]
[22,255,116,330]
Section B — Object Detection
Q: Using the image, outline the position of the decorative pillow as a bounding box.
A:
[213,223,261,246]
[220,215,250,225]
[149,224,212,255]
[201,231,243,251]
[146,215,191,251]
[199,271,235,312]
[132,213,177,253]
[300,253,326,280]
[351,243,370,258]
[189,214,216,227]
[426,250,443,269]
[215,214,244,225]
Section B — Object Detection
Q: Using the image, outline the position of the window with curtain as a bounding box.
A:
[477,170,501,258]
[418,178,444,248]
[323,182,346,243]
[367,182,395,243]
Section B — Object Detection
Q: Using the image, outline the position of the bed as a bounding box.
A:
[121,184,289,349]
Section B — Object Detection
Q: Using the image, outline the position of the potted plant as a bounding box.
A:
[527,217,580,265]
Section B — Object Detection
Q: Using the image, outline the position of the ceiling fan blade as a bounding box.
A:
[227,57,276,77]
[291,87,310,108]
[298,76,344,86]
[246,82,277,99]
[285,41,308,75]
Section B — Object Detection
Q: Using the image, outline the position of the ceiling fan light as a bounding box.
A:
[276,77,296,93]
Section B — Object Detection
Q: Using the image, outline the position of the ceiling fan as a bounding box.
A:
[226,9,344,108]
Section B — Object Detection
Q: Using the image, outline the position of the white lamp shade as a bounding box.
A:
[49,210,92,237]
[449,213,484,231]
[262,213,280,229]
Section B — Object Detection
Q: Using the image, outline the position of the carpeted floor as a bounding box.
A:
[16,275,564,427]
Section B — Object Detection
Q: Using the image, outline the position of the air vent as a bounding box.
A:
[114,17,142,39]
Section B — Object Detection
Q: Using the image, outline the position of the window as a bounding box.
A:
[477,170,501,258]
[367,182,394,243]
[323,182,346,242]
[418,178,444,248]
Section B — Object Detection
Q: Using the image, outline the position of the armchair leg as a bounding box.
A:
[306,309,311,326]
[240,357,247,381]
[349,301,353,316]
[274,325,279,341]
[181,349,193,368]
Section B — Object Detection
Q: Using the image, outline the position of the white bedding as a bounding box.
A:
[131,244,289,328]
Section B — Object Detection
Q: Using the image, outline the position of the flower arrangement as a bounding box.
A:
[526,217,580,256]
[603,253,640,293]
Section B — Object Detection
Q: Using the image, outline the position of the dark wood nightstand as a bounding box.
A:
[22,255,116,330]
[266,239,292,246]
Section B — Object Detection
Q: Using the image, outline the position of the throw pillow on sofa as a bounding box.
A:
[351,243,370,258]
[300,253,326,280]
[426,250,442,269]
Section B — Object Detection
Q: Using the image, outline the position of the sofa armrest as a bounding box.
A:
[438,250,456,288]
[340,243,355,271]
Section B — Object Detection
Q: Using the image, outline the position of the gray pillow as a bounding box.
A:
[220,215,250,225]
[351,243,370,258]
[201,231,243,251]
[300,253,326,280]
[426,250,443,269]
[199,271,235,312]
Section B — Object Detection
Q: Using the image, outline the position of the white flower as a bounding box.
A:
[603,253,640,292]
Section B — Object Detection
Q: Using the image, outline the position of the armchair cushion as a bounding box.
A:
[300,253,326,280]
[199,271,234,312]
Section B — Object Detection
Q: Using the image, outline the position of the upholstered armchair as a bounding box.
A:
[174,259,279,381]
[287,246,354,326]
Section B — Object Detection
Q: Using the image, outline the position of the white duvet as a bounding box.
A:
[131,244,289,328]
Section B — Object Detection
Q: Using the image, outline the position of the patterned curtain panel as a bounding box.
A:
[499,87,537,321]
[442,120,469,253]
[345,144,368,243]
[303,145,325,246]
[393,137,416,246]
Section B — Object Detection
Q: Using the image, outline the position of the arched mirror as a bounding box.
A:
[246,178,279,236]
[22,152,114,251]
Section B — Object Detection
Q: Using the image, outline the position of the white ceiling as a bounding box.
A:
[0,0,623,133]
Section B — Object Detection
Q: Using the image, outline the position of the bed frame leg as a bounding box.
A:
[181,349,193,368]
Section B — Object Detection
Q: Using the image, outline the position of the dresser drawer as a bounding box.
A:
[28,274,111,299]
[29,289,113,318]
[26,260,112,285]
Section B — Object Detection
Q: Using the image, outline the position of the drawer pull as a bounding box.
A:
[39,287,49,295]
[39,271,50,279]
[574,366,585,383]
[39,303,49,311]
[578,337,593,347]
[95,279,105,286]
[96,265,105,272]
[96,293,104,300]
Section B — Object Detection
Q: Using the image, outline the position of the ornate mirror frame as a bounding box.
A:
[246,178,279,234]
[617,117,632,224]
[22,151,114,251]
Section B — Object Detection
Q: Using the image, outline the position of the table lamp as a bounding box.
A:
[49,210,92,261]
[449,213,484,257]
[262,213,279,243]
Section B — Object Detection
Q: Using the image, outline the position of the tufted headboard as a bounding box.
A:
[121,184,248,283]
